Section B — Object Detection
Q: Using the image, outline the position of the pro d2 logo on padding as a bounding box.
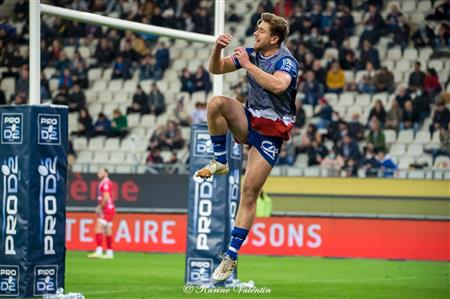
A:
[1,114,23,144]
[38,114,61,145]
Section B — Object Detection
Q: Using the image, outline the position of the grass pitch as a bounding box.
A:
[65,251,448,299]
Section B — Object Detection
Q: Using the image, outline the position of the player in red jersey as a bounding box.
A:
[88,168,116,259]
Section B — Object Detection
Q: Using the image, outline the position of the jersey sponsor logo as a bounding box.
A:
[280,58,296,75]
[2,157,19,255]
[261,140,279,160]
[0,265,19,296]
[38,114,61,145]
[1,113,23,144]
[34,265,58,296]
[187,258,213,283]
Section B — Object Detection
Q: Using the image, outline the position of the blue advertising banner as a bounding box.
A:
[0,105,67,298]
[185,123,242,285]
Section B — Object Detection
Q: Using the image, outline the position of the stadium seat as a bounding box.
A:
[406,144,423,157]
[89,137,106,151]
[384,130,397,144]
[127,114,141,127]
[417,1,432,12]
[396,60,410,72]
[408,170,425,179]
[416,155,433,167]
[78,46,90,59]
[390,143,406,156]
[108,79,123,92]
[397,130,414,143]
[113,91,130,104]
[140,114,156,127]
[114,164,134,174]
[419,47,433,60]
[344,70,355,82]
[103,103,119,117]
[355,94,371,107]
[76,151,93,164]
[304,167,320,177]
[131,127,146,139]
[410,12,425,24]
[387,48,402,60]
[102,69,113,81]
[93,152,109,164]
[324,93,338,106]
[1,77,15,99]
[303,105,314,118]
[398,157,415,169]
[402,0,416,13]
[339,92,354,107]
[428,60,443,71]
[98,91,114,103]
[109,152,126,164]
[403,49,418,61]
[414,131,431,144]
[92,80,107,91]
[287,167,302,176]
[88,68,102,82]
[43,67,56,79]
[373,92,389,107]
[104,138,121,152]
[73,137,88,152]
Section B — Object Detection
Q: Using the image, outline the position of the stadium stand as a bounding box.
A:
[0,0,449,179]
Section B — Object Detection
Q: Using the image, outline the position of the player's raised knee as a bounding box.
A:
[207,95,226,113]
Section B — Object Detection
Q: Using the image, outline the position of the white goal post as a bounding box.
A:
[28,0,225,104]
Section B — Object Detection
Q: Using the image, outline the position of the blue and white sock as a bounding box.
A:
[226,227,249,260]
[210,134,227,165]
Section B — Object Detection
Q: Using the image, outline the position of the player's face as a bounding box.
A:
[253,21,277,51]
[97,169,106,180]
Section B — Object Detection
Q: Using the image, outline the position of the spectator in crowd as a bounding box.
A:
[311,59,326,85]
[332,121,351,145]
[94,38,116,68]
[307,140,329,166]
[358,74,376,94]
[40,71,51,101]
[180,68,195,94]
[150,121,184,151]
[337,134,361,165]
[15,66,29,99]
[368,99,387,126]
[12,94,26,105]
[349,113,365,141]
[430,101,450,135]
[395,85,412,109]
[339,42,357,70]
[55,51,70,74]
[190,102,207,124]
[301,70,324,107]
[374,66,394,93]
[127,85,149,114]
[146,147,164,173]
[148,82,166,116]
[314,98,333,129]
[367,118,387,153]
[164,152,179,174]
[385,3,403,34]
[424,68,442,99]
[155,41,170,75]
[112,55,131,79]
[246,4,265,36]
[359,4,385,46]
[139,55,159,80]
[193,66,212,93]
[361,143,381,177]
[169,98,191,127]
[193,7,212,35]
[298,123,321,153]
[109,109,128,138]
[294,100,306,129]
[358,40,380,70]
[378,149,397,178]
[73,108,93,137]
[68,84,86,112]
[385,99,403,131]
[58,68,73,90]
[92,112,111,137]
[401,100,420,131]
[0,89,6,105]
[53,88,69,106]
[321,146,345,173]
[408,62,425,92]
[72,61,89,88]
[432,122,450,163]
[433,23,450,51]
[326,62,345,93]
[426,0,450,21]
[392,15,410,50]
[415,89,433,123]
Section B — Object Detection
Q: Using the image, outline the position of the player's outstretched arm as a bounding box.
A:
[209,33,237,75]
[233,47,292,95]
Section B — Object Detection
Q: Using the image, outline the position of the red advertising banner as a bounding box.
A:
[66,213,449,261]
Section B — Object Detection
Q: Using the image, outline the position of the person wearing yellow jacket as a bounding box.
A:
[326,62,345,93]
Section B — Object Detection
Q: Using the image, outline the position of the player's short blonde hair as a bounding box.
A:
[257,13,289,46]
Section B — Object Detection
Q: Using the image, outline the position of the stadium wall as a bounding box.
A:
[66,212,449,261]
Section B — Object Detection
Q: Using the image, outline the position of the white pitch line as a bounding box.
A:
[299,276,416,283]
